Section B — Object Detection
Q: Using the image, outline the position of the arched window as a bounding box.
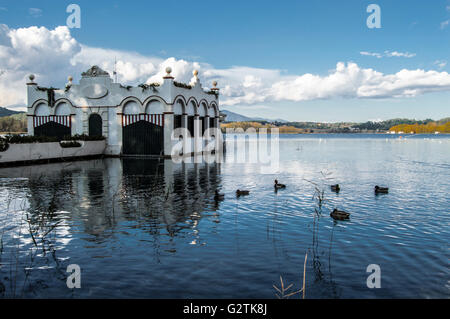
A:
[35,103,50,116]
[55,102,71,115]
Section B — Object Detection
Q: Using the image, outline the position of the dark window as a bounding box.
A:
[174,115,182,129]
[188,116,195,137]
[210,117,215,129]
[202,117,208,135]
[89,114,103,137]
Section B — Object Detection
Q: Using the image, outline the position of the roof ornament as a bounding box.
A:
[211,81,219,91]
[191,69,199,85]
[27,74,36,85]
[163,66,174,79]
[65,76,73,92]
[81,65,110,77]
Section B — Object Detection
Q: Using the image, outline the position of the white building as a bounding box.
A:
[26,66,222,157]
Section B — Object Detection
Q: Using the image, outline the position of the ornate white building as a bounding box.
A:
[26,66,222,157]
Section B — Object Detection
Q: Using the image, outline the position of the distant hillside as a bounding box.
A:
[0,106,22,117]
[221,110,254,122]
[222,117,450,134]
[389,118,450,133]
[221,110,287,123]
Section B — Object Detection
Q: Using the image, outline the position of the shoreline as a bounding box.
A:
[222,131,450,135]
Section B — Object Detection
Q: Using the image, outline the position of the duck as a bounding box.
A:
[214,190,225,201]
[274,179,286,189]
[374,185,389,194]
[330,184,340,192]
[236,189,250,196]
[330,208,350,220]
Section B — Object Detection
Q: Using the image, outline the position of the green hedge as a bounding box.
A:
[60,141,82,148]
[70,134,105,141]
[0,134,105,150]
[174,81,192,89]
[0,138,8,152]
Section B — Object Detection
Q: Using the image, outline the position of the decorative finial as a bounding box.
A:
[27,74,36,85]
[164,66,174,79]
[211,81,219,93]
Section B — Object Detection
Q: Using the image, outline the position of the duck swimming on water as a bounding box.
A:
[331,184,340,192]
[374,185,389,194]
[236,189,250,196]
[214,190,225,201]
[274,180,286,189]
[330,208,350,220]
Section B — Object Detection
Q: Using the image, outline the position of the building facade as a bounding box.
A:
[26,66,222,157]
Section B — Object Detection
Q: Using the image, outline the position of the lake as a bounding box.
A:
[0,134,449,298]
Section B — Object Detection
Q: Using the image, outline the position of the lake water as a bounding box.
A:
[0,134,449,298]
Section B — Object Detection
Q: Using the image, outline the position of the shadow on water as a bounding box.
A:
[0,157,223,298]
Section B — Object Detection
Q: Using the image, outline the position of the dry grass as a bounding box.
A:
[273,253,308,299]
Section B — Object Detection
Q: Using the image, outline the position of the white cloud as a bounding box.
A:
[0,7,7,11]
[267,62,450,103]
[1,24,450,110]
[441,19,450,29]
[28,8,42,18]
[360,50,416,58]
[434,60,447,68]
[0,24,80,107]
[360,51,382,58]
[384,51,416,58]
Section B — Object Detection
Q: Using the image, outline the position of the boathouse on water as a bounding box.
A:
[26,65,223,157]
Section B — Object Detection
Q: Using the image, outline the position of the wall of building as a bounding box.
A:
[26,66,221,157]
[0,140,106,165]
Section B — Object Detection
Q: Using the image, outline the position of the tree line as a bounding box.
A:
[0,113,27,133]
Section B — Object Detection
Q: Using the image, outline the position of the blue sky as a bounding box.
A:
[0,0,449,122]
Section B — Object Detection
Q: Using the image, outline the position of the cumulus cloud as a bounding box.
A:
[0,24,81,107]
[1,24,450,110]
[268,63,450,103]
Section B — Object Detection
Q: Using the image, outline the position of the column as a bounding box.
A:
[164,112,174,157]
[27,115,34,136]
[203,115,210,154]
[194,114,202,155]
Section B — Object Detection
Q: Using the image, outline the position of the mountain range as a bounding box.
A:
[0,106,22,117]
[221,110,287,123]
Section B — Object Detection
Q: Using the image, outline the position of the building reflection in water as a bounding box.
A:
[0,156,223,247]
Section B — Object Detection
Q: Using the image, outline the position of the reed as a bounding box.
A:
[1,182,63,297]
[273,252,308,299]
[302,253,308,299]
